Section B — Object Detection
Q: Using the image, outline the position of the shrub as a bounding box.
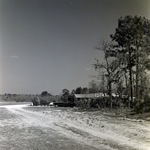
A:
[134,98,150,114]
[32,98,40,106]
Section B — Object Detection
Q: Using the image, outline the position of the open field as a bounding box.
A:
[0,104,150,150]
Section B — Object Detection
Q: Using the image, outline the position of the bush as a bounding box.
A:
[32,98,40,106]
[134,98,150,114]
[40,100,49,106]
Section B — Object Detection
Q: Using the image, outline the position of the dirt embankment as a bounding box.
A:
[0,105,150,150]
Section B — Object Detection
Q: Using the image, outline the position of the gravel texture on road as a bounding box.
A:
[0,105,149,150]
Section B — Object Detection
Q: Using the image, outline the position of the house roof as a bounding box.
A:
[75,93,106,98]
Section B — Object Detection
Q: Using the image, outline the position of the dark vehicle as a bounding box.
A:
[53,102,75,107]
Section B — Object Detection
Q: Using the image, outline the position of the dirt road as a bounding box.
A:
[0,105,150,150]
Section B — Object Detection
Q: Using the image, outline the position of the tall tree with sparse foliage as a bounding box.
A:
[110,15,150,105]
[93,40,121,109]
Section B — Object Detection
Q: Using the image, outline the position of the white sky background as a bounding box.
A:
[0,0,150,95]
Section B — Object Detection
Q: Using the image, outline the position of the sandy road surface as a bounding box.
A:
[0,105,150,150]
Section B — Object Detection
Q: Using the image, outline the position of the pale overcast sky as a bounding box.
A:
[0,0,150,95]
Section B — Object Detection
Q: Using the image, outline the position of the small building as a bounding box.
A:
[74,93,106,100]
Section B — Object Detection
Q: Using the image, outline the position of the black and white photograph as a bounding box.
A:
[0,0,150,149]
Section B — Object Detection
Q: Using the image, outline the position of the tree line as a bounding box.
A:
[93,15,150,112]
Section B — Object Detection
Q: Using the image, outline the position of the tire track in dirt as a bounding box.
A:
[3,106,150,150]
[5,107,112,150]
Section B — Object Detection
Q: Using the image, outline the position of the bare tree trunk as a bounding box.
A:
[108,80,112,109]
[136,46,139,105]
[102,73,106,111]
[129,48,133,109]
